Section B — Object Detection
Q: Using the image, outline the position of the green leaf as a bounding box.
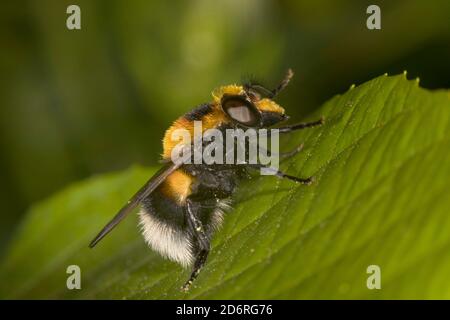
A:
[1,73,450,299]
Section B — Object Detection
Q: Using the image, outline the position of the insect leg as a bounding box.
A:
[277,117,324,133]
[181,199,211,291]
[270,68,294,98]
[246,164,313,185]
[279,143,304,161]
[182,249,209,292]
[260,143,304,161]
[258,117,323,138]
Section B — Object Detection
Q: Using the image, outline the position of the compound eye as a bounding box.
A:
[221,95,261,127]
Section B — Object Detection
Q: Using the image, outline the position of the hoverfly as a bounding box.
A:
[90,69,323,291]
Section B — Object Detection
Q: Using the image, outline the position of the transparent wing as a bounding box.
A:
[89,162,181,248]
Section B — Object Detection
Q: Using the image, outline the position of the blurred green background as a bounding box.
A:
[1,0,449,254]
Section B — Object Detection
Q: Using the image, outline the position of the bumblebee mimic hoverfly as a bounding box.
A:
[89,69,323,291]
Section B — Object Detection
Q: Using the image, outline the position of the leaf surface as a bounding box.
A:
[1,74,450,299]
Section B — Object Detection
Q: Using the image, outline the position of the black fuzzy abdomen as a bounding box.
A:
[141,189,186,228]
[140,165,242,247]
